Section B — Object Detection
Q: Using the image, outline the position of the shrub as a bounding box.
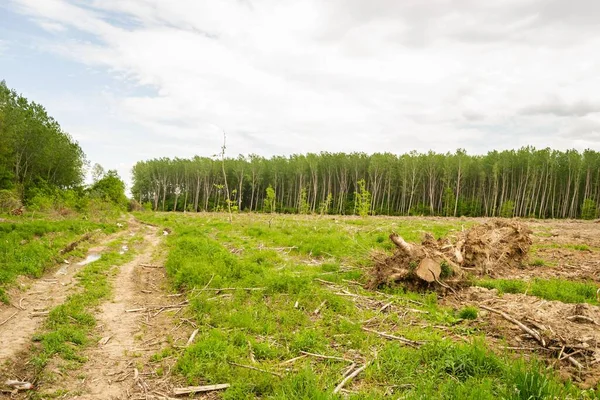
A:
[128,199,143,212]
[0,189,21,212]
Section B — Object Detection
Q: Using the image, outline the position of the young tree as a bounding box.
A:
[355,179,371,217]
[264,185,276,213]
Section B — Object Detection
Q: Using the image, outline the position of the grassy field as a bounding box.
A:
[135,212,597,399]
[0,215,120,303]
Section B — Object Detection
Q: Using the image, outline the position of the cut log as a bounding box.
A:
[416,258,440,283]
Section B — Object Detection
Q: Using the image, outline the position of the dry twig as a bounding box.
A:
[333,363,369,394]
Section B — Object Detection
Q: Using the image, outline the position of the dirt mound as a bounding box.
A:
[368,219,532,289]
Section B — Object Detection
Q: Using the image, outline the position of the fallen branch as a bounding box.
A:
[30,311,50,317]
[300,351,353,363]
[378,301,393,313]
[18,298,27,310]
[186,329,199,347]
[4,380,33,391]
[480,305,545,347]
[0,312,18,327]
[126,301,189,313]
[314,300,327,315]
[566,315,599,325]
[173,384,230,396]
[228,362,283,378]
[280,355,307,365]
[361,327,423,347]
[333,363,369,394]
[60,233,93,255]
[140,263,160,268]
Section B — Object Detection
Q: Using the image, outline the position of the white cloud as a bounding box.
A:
[7,0,600,170]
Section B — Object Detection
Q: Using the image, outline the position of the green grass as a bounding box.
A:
[30,235,140,371]
[0,215,120,302]
[532,243,593,252]
[134,212,597,399]
[458,306,479,320]
[477,278,599,305]
[528,258,546,267]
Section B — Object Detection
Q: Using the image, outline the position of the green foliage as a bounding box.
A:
[458,306,478,320]
[440,261,453,279]
[529,258,546,267]
[581,198,598,220]
[443,187,456,217]
[299,188,310,214]
[131,148,600,219]
[264,185,276,213]
[500,200,515,218]
[354,179,371,217]
[0,81,85,196]
[0,189,21,211]
[318,193,332,215]
[89,170,127,207]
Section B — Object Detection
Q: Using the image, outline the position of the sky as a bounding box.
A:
[1,0,600,190]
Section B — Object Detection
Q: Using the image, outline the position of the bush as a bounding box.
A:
[128,199,143,212]
[0,189,21,212]
[89,170,127,208]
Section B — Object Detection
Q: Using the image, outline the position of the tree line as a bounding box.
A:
[0,81,128,213]
[131,148,600,219]
[0,80,85,198]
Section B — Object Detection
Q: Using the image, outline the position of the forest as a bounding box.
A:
[0,81,85,196]
[131,148,600,219]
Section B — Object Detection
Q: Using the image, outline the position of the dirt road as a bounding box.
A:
[1,219,188,399]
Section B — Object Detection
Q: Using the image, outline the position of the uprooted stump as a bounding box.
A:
[460,219,532,275]
[368,219,532,289]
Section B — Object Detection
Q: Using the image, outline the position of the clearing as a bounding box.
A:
[1,213,599,399]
